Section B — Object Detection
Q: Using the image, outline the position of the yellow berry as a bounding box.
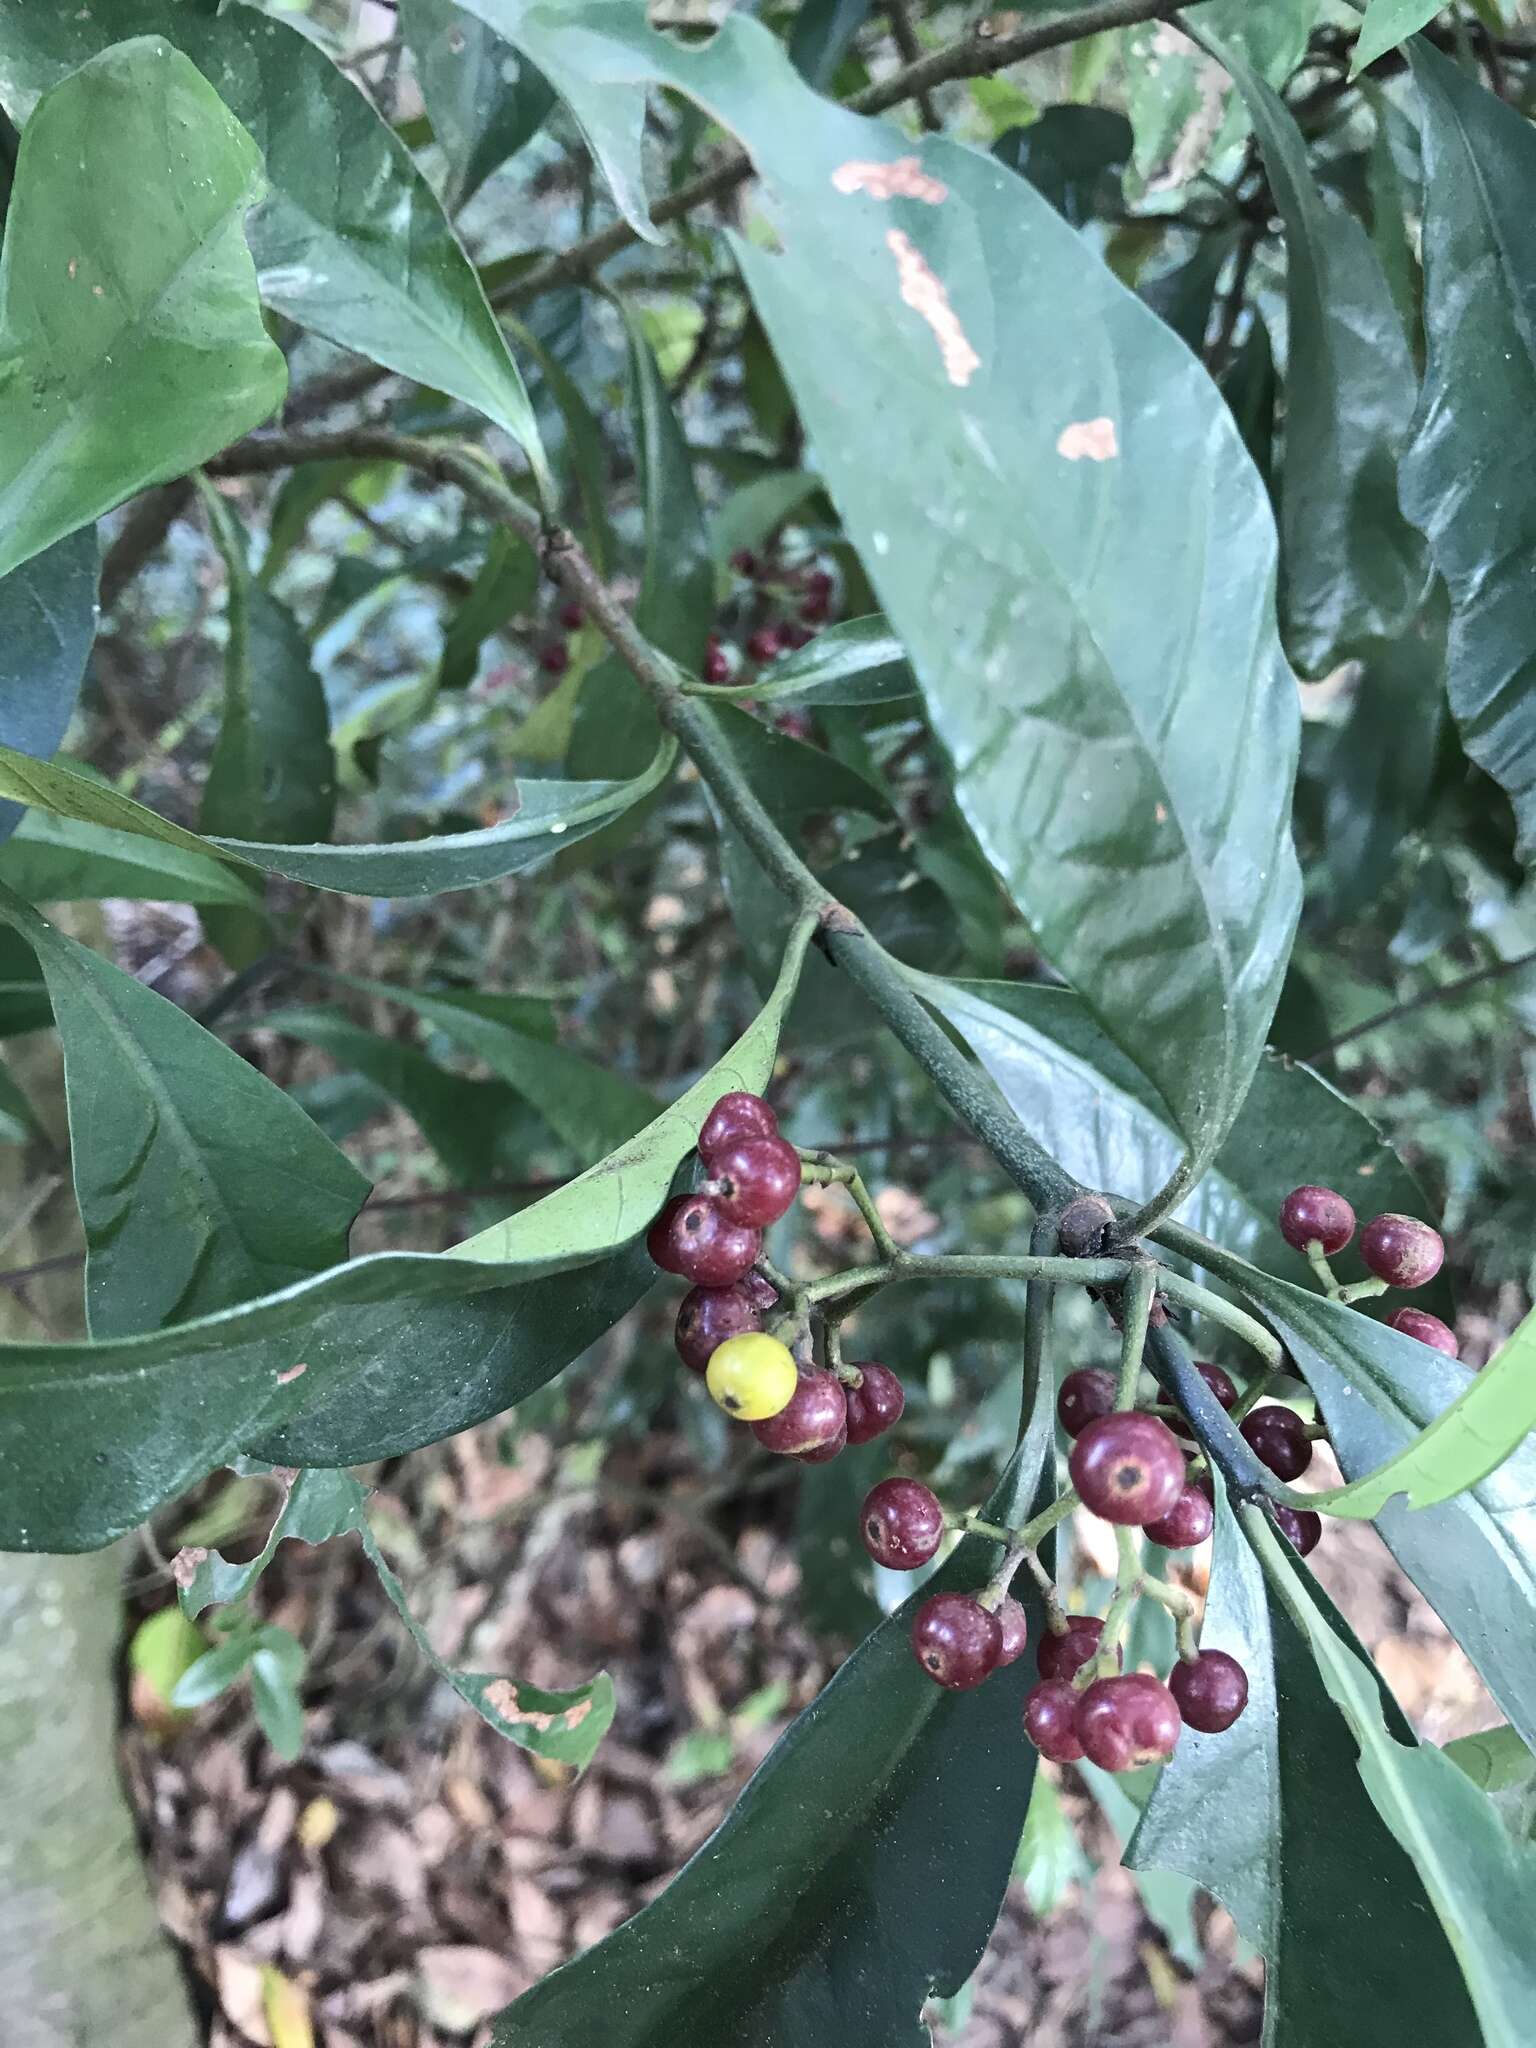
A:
[705,1332,797,1421]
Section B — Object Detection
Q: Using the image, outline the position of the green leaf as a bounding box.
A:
[496,1361,1058,2045]
[1121,4,1320,195]
[1130,1489,1478,2041]
[0,0,550,501]
[1398,41,1536,852]
[1247,1505,1536,2048]
[260,459,397,588]
[0,886,368,1338]
[0,811,265,908]
[437,527,537,694]
[993,107,1131,228]
[0,918,813,1547]
[503,314,616,574]
[128,1605,206,1711]
[178,1467,366,1619]
[911,975,1452,1319]
[198,482,336,845]
[1444,1726,1536,1844]
[708,470,823,582]
[0,37,284,579]
[1013,1769,1090,1917]
[0,1054,36,1145]
[398,0,553,208]
[542,12,1299,1193]
[1300,1303,1536,1519]
[448,0,660,243]
[0,527,97,843]
[172,1631,259,1710]
[250,1637,307,1759]
[789,0,873,89]
[1351,0,1442,78]
[709,615,917,708]
[0,735,677,898]
[1210,1253,1536,1754]
[1203,29,1425,673]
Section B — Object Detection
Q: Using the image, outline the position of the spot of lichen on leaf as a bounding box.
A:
[831,156,947,204]
[1056,417,1119,462]
[884,231,979,387]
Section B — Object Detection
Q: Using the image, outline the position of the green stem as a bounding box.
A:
[963,1489,1078,1553]
[1228,1363,1280,1426]
[1155,1270,1285,1368]
[1336,1277,1388,1304]
[1115,1262,1158,1409]
[1021,1217,1059,1447]
[798,1155,901,1260]
[1089,1527,1143,1681]
[1305,1240,1340,1294]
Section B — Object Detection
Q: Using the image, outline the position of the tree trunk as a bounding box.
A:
[0,1016,199,2048]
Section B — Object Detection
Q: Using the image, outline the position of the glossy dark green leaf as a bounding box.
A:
[182,1467,614,1768]
[544,12,1299,1194]
[710,616,917,707]
[1211,1254,1536,1754]
[912,975,1452,1318]
[0,527,97,842]
[0,924,48,1036]
[993,107,1131,228]
[199,484,336,847]
[1220,311,1277,483]
[0,886,367,1340]
[0,735,676,898]
[1130,1489,1477,2044]
[569,309,711,782]
[0,918,812,1547]
[1351,0,1441,77]
[503,314,616,574]
[1398,43,1536,852]
[438,528,537,694]
[789,0,873,89]
[255,1005,544,1188]
[497,1364,1056,2046]
[1248,1505,1536,2048]
[0,812,263,908]
[0,0,550,498]
[1121,3,1319,194]
[398,0,553,208]
[710,703,891,829]
[1204,29,1424,672]
[0,37,285,579]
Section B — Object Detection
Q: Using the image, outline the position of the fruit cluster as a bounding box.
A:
[644,1092,906,1462]
[1279,1184,1454,1353]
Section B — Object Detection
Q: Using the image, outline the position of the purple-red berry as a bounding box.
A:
[1196,1362,1238,1409]
[1056,1368,1116,1440]
[1388,1307,1459,1358]
[860,1478,944,1570]
[1360,1213,1445,1289]
[1240,1405,1313,1482]
[646,1193,760,1287]
[1279,1184,1356,1256]
[1069,1412,1186,1527]
[538,641,569,675]
[752,1369,846,1455]
[911,1593,1003,1690]
[1076,1672,1182,1772]
[746,625,782,663]
[1037,1616,1118,1683]
[708,1134,802,1229]
[1144,1481,1215,1551]
[1273,1503,1321,1556]
[779,621,813,650]
[674,1283,760,1374]
[697,1091,778,1168]
[843,1362,905,1445]
[1169,1649,1249,1733]
[993,1597,1029,1668]
[702,645,733,684]
[796,1426,847,1465]
[558,601,584,631]
[730,548,759,577]
[1024,1680,1085,1762]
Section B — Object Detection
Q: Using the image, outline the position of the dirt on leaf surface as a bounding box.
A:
[122,1424,1493,2048]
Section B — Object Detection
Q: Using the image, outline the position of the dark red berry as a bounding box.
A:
[1024,1680,1085,1762]
[1037,1616,1118,1682]
[911,1593,1003,1690]
[1076,1672,1182,1771]
[742,1271,780,1312]
[773,709,813,740]
[1240,1406,1313,1482]
[1360,1213,1445,1289]
[993,1597,1029,1668]
[558,601,584,631]
[538,641,569,675]
[675,1284,760,1373]
[1169,1649,1249,1733]
[805,568,834,603]
[1388,1306,1459,1358]
[843,1362,906,1445]
[1144,1481,1214,1551]
[697,1092,778,1167]
[645,1193,760,1287]
[1057,1192,1116,1258]
[730,548,759,576]
[798,595,829,625]
[1196,1362,1238,1409]
[1069,1412,1186,1527]
[1279,1184,1356,1256]
[708,1134,802,1229]
[1057,1368,1116,1439]
[752,1369,846,1455]
[702,645,733,684]
[1273,1503,1321,1556]
[746,625,782,663]
[780,621,813,650]
[860,1478,945,1569]
[796,1426,846,1465]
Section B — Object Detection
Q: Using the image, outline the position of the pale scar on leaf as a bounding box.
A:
[484,1679,594,1733]
[885,230,980,388]
[1056,417,1119,462]
[831,156,948,205]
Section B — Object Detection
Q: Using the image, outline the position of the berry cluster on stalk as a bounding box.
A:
[701,547,842,739]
